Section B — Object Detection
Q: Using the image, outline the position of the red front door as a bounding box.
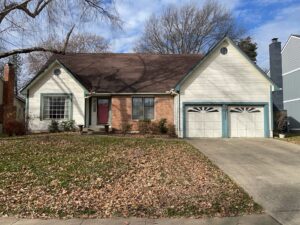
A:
[97,99,109,124]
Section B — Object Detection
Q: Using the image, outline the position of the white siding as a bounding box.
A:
[176,42,272,137]
[27,63,86,131]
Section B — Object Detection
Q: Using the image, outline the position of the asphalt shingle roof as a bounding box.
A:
[47,53,203,93]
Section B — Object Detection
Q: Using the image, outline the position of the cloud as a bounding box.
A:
[251,3,300,68]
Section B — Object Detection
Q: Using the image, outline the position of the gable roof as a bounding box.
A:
[22,53,203,94]
[282,34,300,53]
[175,36,276,90]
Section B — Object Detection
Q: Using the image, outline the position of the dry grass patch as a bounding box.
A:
[0,134,262,218]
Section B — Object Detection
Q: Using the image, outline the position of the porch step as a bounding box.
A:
[82,126,111,134]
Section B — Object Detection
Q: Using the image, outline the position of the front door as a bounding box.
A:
[97,98,109,124]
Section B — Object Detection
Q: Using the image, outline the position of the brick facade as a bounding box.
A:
[111,95,174,131]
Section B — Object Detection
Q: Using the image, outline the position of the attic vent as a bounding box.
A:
[53,68,61,76]
[220,47,228,55]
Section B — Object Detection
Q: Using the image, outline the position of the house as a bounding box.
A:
[0,63,25,133]
[270,35,300,131]
[21,37,275,138]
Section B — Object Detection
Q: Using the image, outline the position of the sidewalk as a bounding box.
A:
[0,214,281,225]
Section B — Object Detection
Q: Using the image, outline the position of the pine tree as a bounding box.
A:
[238,37,258,62]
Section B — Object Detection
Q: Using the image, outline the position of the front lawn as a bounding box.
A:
[0,134,262,218]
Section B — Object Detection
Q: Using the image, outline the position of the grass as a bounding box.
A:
[282,132,300,144]
[0,134,262,218]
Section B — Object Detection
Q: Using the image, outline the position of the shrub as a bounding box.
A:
[5,121,26,136]
[48,120,60,133]
[158,118,168,134]
[60,120,76,132]
[276,113,288,134]
[121,122,132,134]
[138,119,151,134]
[167,124,177,137]
[149,121,160,134]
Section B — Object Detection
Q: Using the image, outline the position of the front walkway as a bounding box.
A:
[188,138,300,225]
[1,214,280,225]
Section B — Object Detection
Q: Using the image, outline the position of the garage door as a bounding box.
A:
[186,106,222,137]
[229,106,264,137]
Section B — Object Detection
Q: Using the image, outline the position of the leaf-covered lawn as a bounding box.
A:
[0,134,262,218]
[283,133,300,145]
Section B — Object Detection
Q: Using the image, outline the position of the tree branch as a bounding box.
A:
[0,0,54,24]
[62,25,75,53]
[0,23,75,59]
[0,47,63,59]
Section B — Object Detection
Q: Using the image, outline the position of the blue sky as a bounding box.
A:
[90,0,300,69]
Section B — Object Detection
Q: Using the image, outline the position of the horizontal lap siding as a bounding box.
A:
[177,43,271,137]
[284,101,300,129]
[28,63,85,131]
[282,37,300,74]
[283,70,300,101]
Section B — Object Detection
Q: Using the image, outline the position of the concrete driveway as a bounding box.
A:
[188,138,300,225]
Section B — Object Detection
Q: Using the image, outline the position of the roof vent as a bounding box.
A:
[272,38,278,43]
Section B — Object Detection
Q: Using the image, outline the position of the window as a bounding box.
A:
[132,97,154,120]
[41,94,72,120]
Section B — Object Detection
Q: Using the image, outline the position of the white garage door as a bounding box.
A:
[229,106,264,137]
[186,106,222,137]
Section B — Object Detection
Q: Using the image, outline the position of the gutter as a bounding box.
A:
[85,92,173,97]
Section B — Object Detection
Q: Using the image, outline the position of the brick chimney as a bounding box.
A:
[2,63,17,132]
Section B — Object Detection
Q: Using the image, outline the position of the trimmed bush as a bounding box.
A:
[60,120,76,132]
[121,122,132,134]
[158,118,168,134]
[48,120,59,133]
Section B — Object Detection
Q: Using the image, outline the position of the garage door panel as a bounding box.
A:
[229,106,264,137]
[186,106,222,138]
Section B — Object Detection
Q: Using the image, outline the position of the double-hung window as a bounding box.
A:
[132,97,154,120]
[41,94,72,120]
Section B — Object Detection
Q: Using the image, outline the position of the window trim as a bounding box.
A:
[131,97,155,121]
[40,93,73,121]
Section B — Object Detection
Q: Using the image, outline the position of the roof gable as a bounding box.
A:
[21,60,89,95]
[176,37,276,90]
[282,34,300,54]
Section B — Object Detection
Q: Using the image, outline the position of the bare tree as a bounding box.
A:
[26,33,110,75]
[134,1,245,54]
[0,0,120,59]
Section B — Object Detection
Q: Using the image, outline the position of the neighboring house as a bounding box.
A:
[0,64,25,133]
[21,37,275,138]
[281,35,300,130]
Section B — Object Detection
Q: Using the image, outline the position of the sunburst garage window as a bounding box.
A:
[41,94,72,120]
